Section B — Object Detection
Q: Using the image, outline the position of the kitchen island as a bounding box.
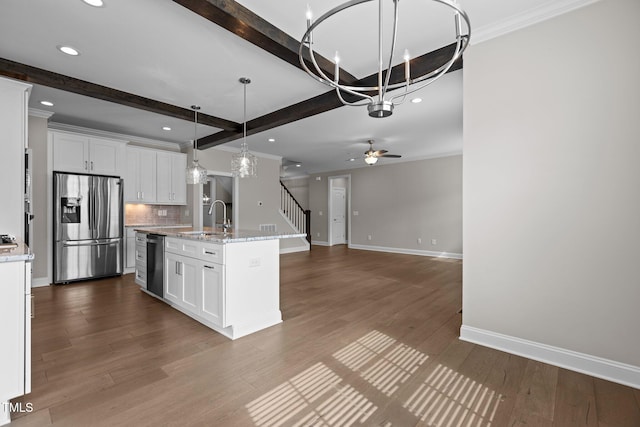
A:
[134,227,305,339]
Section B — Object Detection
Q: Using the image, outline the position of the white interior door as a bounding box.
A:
[331,187,346,245]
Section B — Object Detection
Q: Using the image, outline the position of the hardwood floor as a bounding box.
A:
[10,246,640,426]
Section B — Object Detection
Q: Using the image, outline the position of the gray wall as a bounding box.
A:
[28,115,49,280]
[309,155,462,256]
[194,148,309,252]
[280,176,309,210]
[463,0,640,370]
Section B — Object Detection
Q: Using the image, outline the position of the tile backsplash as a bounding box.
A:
[125,204,191,226]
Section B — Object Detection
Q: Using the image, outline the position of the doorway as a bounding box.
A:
[328,175,350,246]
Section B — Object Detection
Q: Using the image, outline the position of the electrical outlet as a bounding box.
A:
[249,257,261,267]
[353,211,359,216]
[316,176,322,181]
[319,211,323,216]
[367,235,372,241]
[316,232,320,237]
[417,238,422,244]
[431,239,437,245]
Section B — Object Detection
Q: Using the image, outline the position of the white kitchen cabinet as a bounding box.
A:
[0,260,31,407]
[125,146,156,203]
[134,233,147,288]
[200,261,225,327]
[164,251,199,313]
[125,227,136,271]
[51,130,125,176]
[156,151,187,205]
[162,236,285,340]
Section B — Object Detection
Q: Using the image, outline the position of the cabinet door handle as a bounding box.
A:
[31,295,35,319]
[176,261,181,276]
[141,191,144,199]
[204,250,217,256]
[204,265,215,270]
[85,160,88,170]
[91,161,94,170]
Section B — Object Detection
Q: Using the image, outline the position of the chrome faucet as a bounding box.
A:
[208,199,230,231]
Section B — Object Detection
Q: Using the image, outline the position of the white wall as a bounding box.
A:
[462,0,640,386]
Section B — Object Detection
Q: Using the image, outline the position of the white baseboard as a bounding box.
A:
[32,277,50,287]
[312,240,329,246]
[460,325,640,389]
[348,244,463,260]
[280,243,310,254]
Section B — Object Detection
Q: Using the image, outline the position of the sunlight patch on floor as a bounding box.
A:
[333,330,396,371]
[404,363,502,427]
[246,362,376,427]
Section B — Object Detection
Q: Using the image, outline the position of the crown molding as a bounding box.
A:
[471,0,600,45]
[29,108,54,119]
[48,122,184,150]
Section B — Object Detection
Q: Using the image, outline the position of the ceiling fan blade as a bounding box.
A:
[380,154,401,158]
[374,149,388,156]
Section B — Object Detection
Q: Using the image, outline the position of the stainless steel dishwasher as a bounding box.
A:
[146,234,164,298]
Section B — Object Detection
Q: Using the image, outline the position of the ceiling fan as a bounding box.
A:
[364,140,402,165]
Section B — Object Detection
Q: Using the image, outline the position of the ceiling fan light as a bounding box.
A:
[364,155,378,165]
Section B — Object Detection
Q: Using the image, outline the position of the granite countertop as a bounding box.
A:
[125,223,192,228]
[134,226,306,243]
[0,241,34,263]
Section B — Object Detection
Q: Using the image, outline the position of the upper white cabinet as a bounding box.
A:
[51,130,125,176]
[125,146,156,203]
[156,151,187,204]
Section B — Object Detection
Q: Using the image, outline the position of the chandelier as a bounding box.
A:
[299,0,471,118]
[231,77,257,178]
[185,105,208,184]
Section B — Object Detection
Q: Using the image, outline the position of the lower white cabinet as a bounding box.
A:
[0,260,31,405]
[164,251,200,314]
[165,237,226,328]
[134,233,147,288]
[200,262,225,326]
[162,236,280,339]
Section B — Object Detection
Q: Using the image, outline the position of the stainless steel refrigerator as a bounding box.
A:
[54,172,123,284]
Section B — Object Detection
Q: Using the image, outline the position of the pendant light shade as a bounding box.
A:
[186,105,208,185]
[231,77,257,178]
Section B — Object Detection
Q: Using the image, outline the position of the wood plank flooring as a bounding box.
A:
[10,246,640,426]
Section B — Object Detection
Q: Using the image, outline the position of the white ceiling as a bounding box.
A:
[0,0,591,176]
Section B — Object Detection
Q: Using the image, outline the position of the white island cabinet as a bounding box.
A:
[164,236,280,339]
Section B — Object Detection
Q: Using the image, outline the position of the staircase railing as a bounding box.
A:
[280,181,311,243]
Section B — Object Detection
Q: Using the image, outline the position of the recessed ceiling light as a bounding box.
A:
[295,164,301,168]
[82,0,104,6]
[411,97,422,104]
[57,45,80,56]
[349,158,355,162]
[162,126,171,131]
[268,138,275,142]
[40,101,54,107]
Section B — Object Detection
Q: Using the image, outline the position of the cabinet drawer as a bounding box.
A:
[135,262,147,287]
[135,233,147,244]
[135,244,146,262]
[165,237,199,257]
[199,243,224,264]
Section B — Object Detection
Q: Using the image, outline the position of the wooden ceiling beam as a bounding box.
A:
[171,0,358,85]
[198,43,463,148]
[0,57,240,131]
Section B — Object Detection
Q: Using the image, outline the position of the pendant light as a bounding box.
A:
[231,77,257,178]
[185,105,208,184]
